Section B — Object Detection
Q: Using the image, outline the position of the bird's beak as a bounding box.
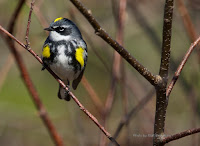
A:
[44,27,54,31]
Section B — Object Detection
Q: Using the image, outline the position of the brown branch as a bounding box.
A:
[0,25,120,146]
[26,1,49,29]
[69,0,157,86]
[8,0,26,33]
[176,0,197,42]
[100,0,127,144]
[113,89,155,139]
[117,0,127,114]
[176,0,200,62]
[2,0,64,145]
[116,0,130,144]
[154,0,174,145]
[161,127,200,144]
[166,36,200,97]
[25,0,35,46]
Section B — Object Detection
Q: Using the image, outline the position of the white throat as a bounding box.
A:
[49,31,71,41]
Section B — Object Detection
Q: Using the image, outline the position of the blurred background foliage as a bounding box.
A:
[0,0,200,145]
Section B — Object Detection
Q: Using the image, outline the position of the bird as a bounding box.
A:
[42,17,87,101]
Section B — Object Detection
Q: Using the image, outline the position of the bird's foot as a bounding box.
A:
[64,85,71,101]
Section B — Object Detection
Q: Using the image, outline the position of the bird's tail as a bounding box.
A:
[58,85,71,101]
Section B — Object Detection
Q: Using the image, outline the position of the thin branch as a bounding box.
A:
[113,89,155,139]
[161,127,200,144]
[0,25,120,146]
[8,0,26,33]
[69,0,157,86]
[26,1,49,29]
[100,0,127,143]
[115,0,130,144]
[154,0,174,145]
[166,36,200,97]
[117,0,127,114]
[25,0,35,46]
[100,0,128,142]
[176,0,197,42]
[176,0,200,61]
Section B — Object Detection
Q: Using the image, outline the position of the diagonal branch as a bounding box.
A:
[176,0,197,42]
[161,127,200,144]
[3,0,64,145]
[176,0,200,61]
[166,36,200,97]
[69,0,157,86]
[8,0,26,33]
[0,25,120,146]
[113,89,155,139]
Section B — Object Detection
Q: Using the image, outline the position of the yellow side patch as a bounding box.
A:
[75,47,84,67]
[42,45,51,58]
[54,17,63,22]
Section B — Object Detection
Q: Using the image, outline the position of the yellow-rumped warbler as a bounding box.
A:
[42,17,87,101]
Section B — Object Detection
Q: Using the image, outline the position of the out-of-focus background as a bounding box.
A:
[0,0,200,145]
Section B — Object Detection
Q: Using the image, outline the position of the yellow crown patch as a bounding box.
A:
[54,17,63,22]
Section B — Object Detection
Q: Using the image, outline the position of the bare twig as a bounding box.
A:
[113,89,155,139]
[116,0,130,144]
[166,36,200,97]
[100,0,128,143]
[154,0,174,145]
[176,0,200,62]
[8,0,26,33]
[0,25,120,146]
[161,127,200,144]
[117,0,127,115]
[26,1,49,29]
[176,0,196,41]
[69,0,157,86]
[25,0,35,47]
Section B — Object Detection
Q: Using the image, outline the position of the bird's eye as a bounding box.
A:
[59,27,65,31]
